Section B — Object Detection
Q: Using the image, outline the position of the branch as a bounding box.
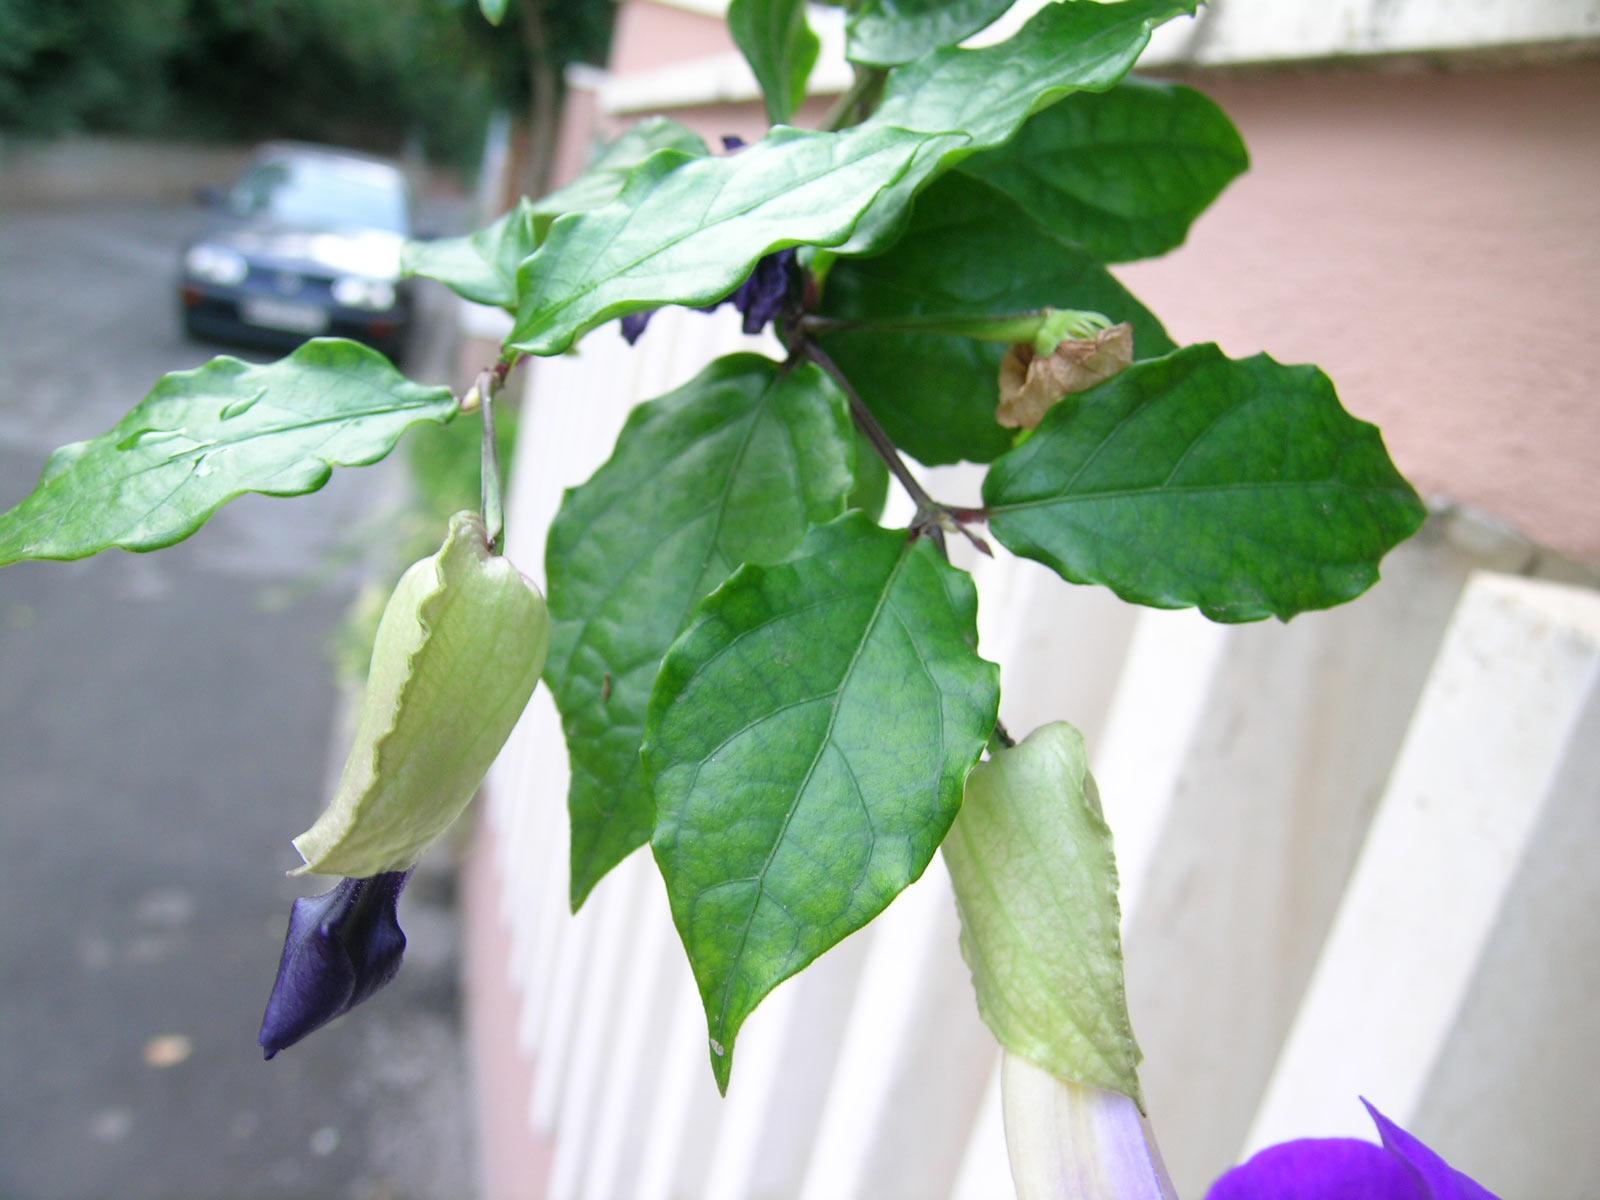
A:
[803,341,991,558]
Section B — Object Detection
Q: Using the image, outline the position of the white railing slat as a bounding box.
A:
[472,292,1598,1198]
[580,876,683,1200]
[1244,572,1600,1149]
[548,853,650,1197]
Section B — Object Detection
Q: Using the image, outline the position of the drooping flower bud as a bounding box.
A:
[259,512,548,1057]
[291,510,549,877]
[258,871,410,1059]
[944,722,1142,1103]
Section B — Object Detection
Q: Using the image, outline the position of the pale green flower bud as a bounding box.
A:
[292,510,549,876]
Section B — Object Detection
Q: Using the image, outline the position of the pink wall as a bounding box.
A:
[463,816,555,1200]
[1119,61,1600,563]
[593,7,1599,561]
[609,2,736,77]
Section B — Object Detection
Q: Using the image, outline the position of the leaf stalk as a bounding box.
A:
[475,351,522,555]
[802,340,992,557]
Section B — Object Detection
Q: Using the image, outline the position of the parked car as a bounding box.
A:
[179,143,415,364]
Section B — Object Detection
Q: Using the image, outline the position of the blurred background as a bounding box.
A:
[0,2,615,1197]
[0,0,614,181]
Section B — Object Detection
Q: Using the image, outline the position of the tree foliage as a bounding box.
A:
[0,0,613,168]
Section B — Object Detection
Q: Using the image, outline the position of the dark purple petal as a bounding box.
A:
[620,309,655,344]
[729,248,797,334]
[258,871,410,1059]
[618,248,797,344]
[617,134,784,347]
[1363,1100,1502,1200]
[1206,1138,1422,1200]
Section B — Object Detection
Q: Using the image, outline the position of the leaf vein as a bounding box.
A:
[711,541,913,1034]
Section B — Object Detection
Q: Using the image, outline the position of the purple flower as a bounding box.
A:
[258,871,411,1059]
[619,309,655,344]
[619,135,798,345]
[1206,1099,1501,1200]
[619,249,798,345]
[726,248,797,333]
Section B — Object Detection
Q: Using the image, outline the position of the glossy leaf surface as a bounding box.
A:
[819,172,1173,466]
[846,0,1015,67]
[531,117,709,232]
[295,512,550,875]
[984,345,1427,621]
[508,0,1196,355]
[729,0,820,125]
[944,722,1142,1102]
[0,339,456,565]
[956,78,1248,263]
[403,119,708,309]
[646,513,999,1091]
[402,198,539,309]
[841,0,1195,254]
[545,355,856,908]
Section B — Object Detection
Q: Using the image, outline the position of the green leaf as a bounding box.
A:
[818,171,1174,467]
[479,0,508,25]
[846,428,890,520]
[509,123,926,354]
[507,0,1197,355]
[841,0,1197,255]
[402,119,709,309]
[645,513,1000,1091]
[943,722,1143,1103]
[955,77,1249,263]
[983,345,1428,622]
[0,339,456,566]
[532,117,710,231]
[403,198,539,310]
[545,355,857,909]
[294,511,550,876]
[846,0,1015,67]
[728,0,820,125]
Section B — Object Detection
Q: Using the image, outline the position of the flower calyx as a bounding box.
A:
[997,321,1134,431]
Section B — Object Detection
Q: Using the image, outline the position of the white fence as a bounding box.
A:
[478,305,1600,1198]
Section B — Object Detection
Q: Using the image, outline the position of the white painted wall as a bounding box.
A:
[473,307,1600,1197]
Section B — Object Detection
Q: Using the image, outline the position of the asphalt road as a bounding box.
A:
[0,202,476,1199]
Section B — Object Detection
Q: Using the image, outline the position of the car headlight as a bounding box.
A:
[184,244,248,286]
[332,277,397,311]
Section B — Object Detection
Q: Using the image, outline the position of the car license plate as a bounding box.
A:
[242,298,329,334]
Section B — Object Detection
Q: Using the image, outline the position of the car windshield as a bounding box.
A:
[228,156,409,233]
